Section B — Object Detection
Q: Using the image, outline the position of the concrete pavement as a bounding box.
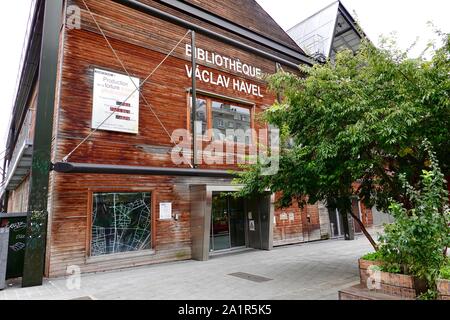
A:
[0,232,378,300]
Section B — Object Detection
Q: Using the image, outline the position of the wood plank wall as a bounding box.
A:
[47,0,303,276]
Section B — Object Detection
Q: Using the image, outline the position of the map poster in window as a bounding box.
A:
[159,202,173,220]
[92,68,140,134]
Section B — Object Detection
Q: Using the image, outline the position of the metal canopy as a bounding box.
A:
[2,144,33,192]
[1,108,35,197]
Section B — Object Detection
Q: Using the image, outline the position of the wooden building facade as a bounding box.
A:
[1,0,372,284]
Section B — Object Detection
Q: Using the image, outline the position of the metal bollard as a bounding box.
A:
[0,227,9,290]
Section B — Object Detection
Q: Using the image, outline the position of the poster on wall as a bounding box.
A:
[249,220,256,232]
[159,202,173,220]
[92,68,140,134]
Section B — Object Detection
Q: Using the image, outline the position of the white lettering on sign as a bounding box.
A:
[92,68,140,134]
[185,65,263,98]
[186,44,262,79]
[185,44,265,98]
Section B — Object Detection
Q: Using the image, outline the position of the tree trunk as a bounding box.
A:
[348,210,379,251]
[340,211,355,240]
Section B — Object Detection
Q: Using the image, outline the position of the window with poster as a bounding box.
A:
[88,191,153,257]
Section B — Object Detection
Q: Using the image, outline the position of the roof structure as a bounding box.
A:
[182,0,305,53]
[287,0,365,62]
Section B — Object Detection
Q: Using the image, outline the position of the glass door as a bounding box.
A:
[211,195,230,251]
[211,194,246,252]
[229,197,246,248]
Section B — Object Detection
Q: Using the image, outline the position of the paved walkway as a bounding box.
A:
[0,232,378,300]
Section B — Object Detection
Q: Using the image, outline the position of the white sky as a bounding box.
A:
[0,0,449,160]
[0,2,33,163]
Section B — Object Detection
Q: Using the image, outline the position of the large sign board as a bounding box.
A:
[92,68,140,134]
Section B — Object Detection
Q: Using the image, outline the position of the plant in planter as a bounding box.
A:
[377,144,450,299]
[437,261,450,300]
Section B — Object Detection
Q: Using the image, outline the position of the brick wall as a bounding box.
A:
[273,193,323,246]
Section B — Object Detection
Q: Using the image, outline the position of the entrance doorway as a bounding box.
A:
[189,185,273,261]
[328,208,345,238]
[328,200,363,238]
[210,193,246,252]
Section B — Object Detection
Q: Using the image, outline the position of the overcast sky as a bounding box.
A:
[0,0,449,158]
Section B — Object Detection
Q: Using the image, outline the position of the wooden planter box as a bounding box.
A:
[359,259,428,299]
[437,279,450,300]
[359,259,383,285]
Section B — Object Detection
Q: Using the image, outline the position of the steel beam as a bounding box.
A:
[191,31,199,167]
[53,162,236,178]
[337,4,365,40]
[22,0,63,288]
[111,0,313,67]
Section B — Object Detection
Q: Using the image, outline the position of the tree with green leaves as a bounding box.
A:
[235,33,450,250]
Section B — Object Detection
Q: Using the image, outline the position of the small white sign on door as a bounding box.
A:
[159,202,172,220]
[249,220,256,232]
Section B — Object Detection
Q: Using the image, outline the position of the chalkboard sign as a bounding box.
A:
[5,217,27,279]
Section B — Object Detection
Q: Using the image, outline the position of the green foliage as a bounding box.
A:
[361,251,382,261]
[381,264,402,274]
[440,262,450,280]
[378,144,450,291]
[418,289,439,300]
[235,33,450,220]
[361,252,402,273]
